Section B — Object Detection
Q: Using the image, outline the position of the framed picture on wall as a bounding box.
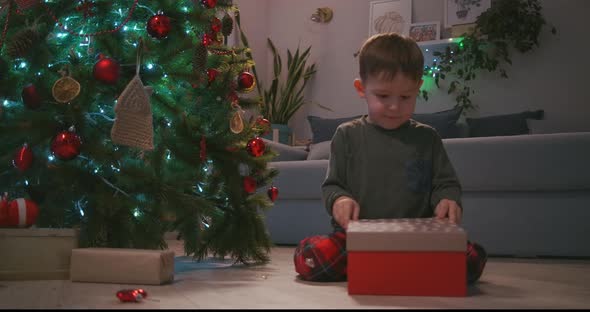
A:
[409,21,440,42]
[368,0,412,37]
[444,0,491,28]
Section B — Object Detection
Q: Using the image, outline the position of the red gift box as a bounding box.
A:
[347,218,467,297]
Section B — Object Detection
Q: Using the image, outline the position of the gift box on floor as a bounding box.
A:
[0,228,79,280]
[347,218,467,297]
[70,247,175,285]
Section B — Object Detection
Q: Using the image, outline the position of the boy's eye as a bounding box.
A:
[377,94,389,98]
[401,96,411,100]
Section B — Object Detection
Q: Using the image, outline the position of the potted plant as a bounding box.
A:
[256,38,316,144]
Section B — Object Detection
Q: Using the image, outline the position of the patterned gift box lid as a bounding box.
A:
[347,218,466,252]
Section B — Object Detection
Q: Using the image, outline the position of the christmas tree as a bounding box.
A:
[0,0,278,264]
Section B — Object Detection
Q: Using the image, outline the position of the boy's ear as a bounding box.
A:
[418,79,424,90]
[354,79,366,98]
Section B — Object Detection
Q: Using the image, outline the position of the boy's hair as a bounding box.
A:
[358,33,424,82]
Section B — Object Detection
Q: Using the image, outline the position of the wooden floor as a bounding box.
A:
[1,240,589,309]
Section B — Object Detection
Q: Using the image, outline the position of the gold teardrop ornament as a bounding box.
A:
[52,76,81,103]
[230,110,244,134]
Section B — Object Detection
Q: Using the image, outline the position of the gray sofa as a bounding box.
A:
[263,132,590,257]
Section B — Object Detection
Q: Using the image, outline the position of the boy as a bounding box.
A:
[294,33,486,283]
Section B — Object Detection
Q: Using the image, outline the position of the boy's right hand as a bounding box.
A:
[332,196,360,230]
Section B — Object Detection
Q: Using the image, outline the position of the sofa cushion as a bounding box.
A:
[412,106,464,138]
[307,141,332,160]
[308,115,362,144]
[268,160,329,199]
[262,139,308,162]
[443,132,590,192]
[466,110,544,138]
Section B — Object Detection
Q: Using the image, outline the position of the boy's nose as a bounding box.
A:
[387,100,400,111]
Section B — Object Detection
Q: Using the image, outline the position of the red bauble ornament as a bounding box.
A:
[93,55,120,84]
[7,198,39,227]
[207,68,219,85]
[51,128,82,161]
[211,17,222,33]
[147,13,171,39]
[116,289,148,303]
[13,143,34,172]
[237,72,256,93]
[202,33,214,47]
[256,117,271,135]
[246,137,266,157]
[243,176,257,194]
[201,0,217,9]
[21,84,42,109]
[267,186,279,202]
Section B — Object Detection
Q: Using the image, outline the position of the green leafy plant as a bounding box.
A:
[236,14,324,125]
[257,38,317,124]
[423,0,557,111]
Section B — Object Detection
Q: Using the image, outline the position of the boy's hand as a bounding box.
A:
[434,199,462,224]
[332,196,360,230]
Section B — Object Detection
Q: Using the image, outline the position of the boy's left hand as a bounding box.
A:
[434,199,462,224]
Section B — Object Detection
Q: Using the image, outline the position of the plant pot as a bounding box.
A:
[262,123,291,145]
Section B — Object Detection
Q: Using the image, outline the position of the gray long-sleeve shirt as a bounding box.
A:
[322,116,462,226]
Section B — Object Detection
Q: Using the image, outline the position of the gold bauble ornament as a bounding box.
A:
[52,75,81,104]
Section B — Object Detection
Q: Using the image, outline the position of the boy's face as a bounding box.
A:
[354,72,423,130]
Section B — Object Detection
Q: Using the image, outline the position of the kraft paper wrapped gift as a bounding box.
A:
[70,248,175,285]
[347,218,467,297]
[0,228,79,280]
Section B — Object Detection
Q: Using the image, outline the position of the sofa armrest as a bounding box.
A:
[263,139,309,161]
[268,160,329,199]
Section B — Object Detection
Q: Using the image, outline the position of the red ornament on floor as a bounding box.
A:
[116,289,148,303]
[7,198,39,227]
[267,186,279,202]
[246,137,265,157]
[13,143,33,172]
[243,176,257,194]
[147,13,171,39]
[51,128,82,161]
[93,55,120,84]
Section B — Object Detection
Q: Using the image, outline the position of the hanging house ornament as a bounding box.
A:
[111,38,154,151]
[52,67,81,103]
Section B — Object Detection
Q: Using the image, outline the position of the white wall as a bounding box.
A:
[236,0,590,140]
